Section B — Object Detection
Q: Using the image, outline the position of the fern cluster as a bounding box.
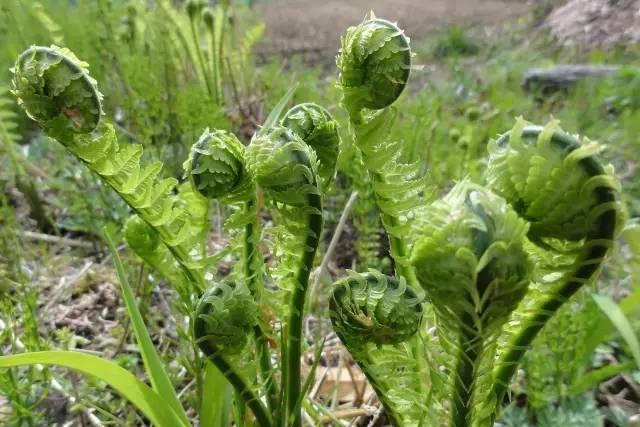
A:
[7,13,625,427]
[330,14,622,427]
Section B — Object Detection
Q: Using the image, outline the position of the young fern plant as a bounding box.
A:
[6,43,341,427]
[331,15,622,427]
[337,15,425,289]
[245,102,339,426]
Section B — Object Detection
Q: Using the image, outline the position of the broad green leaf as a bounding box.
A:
[0,351,187,427]
[104,230,190,426]
[592,294,640,369]
[200,361,233,427]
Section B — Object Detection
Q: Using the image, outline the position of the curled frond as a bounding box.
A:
[245,126,318,206]
[11,46,207,290]
[124,215,160,256]
[330,271,426,426]
[184,128,253,202]
[194,281,258,357]
[186,0,204,21]
[410,181,531,331]
[337,17,411,117]
[330,270,423,348]
[281,103,340,188]
[486,119,621,241]
[11,45,103,134]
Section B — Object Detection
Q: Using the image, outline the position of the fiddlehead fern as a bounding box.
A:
[124,215,192,303]
[194,281,272,427]
[12,45,103,134]
[410,181,531,427]
[184,127,277,409]
[337,17,411,121]
[11,45,206,289]
[184,128,252,202]
[485,120,621,413]
[337,17,424,289]
[246,126,323,426]
[281,102,340,189]
[330,271,425,426]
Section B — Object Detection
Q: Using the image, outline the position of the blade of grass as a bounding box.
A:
[0,351,187,427]
[569,360,635,395]
[258,83,298,137]
[592,293,640,369]
[104,229,190,426]
[200,360,233,427]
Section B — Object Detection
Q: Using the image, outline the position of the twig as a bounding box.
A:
[44,261,94,312]
[318,408,377,424]
[19,231,93,249]
[311,191,358,296]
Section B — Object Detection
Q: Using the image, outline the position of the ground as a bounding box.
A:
[257,0,531,60]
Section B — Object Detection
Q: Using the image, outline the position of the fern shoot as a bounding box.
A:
[193,280,273,427]
[330,271,426,426]
[337,16,424,290]
[486,121,621,414]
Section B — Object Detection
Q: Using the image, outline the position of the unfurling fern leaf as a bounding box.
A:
[194,280,258,356]
[337,17,426,289]
[247,125,323,426]
[487,120,622,414]
[11,45,206,289]
[183,128,253,202]
[281,102,340,189]
[193,280,272,427]
[12,45,103,134]
[337,17,411,119]
[330,271,426,426]
[410,181,531,427]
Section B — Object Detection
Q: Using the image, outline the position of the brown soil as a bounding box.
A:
[257,0,532,58]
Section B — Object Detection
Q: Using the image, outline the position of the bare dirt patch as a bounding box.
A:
[257,0,531,58]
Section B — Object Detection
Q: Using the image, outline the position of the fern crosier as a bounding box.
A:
[337,17,411,120]
[193,281,272,427]
[410,181,531,427]
[246,126,319,206]
[194,281,258,356]
[331,271,423,347]
[12,45,103,134]
[485,119,614,241]
[486,120,621,414]
[11,45,206,289]
[246,125,323,427]
[330,271,426,426]
[337,18,425,288]
[281,102,340,188]
[183,128,252,202]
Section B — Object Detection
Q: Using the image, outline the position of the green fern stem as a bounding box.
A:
[284,187,323,427]
[348,110,422,290]
[244,199,277,410]
[370,169,419,287]
[188,13,214,98]
[197,340,273,427]
[450,316,485,427]
[491,127,618,409]
[358,355,403,427]
[203,5,226,105]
